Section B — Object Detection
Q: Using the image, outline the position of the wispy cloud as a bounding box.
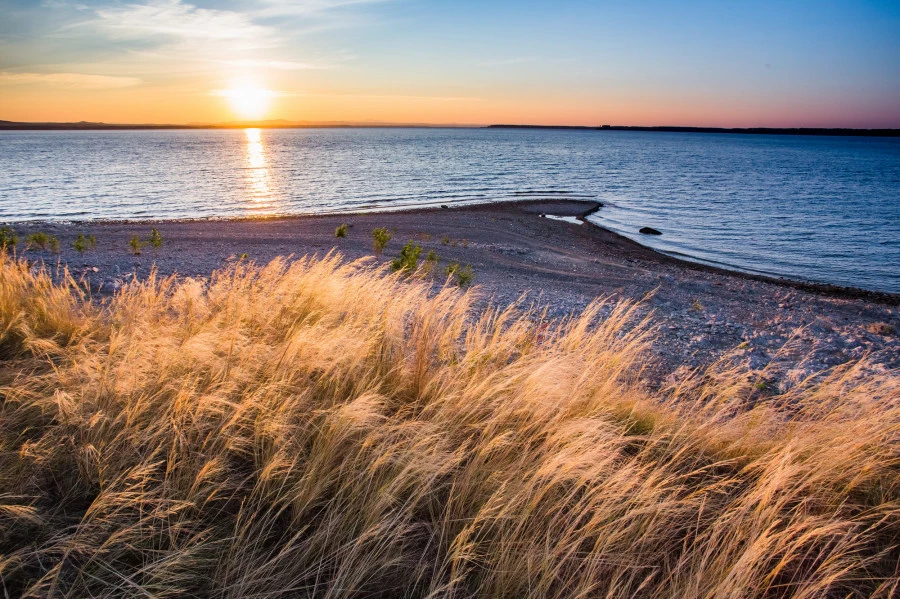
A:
[40,0,91,10]
[92,0,275,50]
[256,0,392,17]
[61,0,389,75]
[0,71,141,89]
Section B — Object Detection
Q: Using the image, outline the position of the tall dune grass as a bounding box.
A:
[0,252,898,598]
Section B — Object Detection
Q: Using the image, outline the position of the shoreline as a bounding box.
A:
[7,199,898,304]
[8,199,898,384]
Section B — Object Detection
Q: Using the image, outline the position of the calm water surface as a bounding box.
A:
[1,128,898,293]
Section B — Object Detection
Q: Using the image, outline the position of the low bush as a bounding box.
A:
[372,227,393,254]
[0,226,17,250]
[446,261,474,287]
[25,232,59,253]
[128,234,145,255]
[390,240,422,272]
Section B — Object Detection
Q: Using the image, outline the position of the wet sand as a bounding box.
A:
[11,200,899,385]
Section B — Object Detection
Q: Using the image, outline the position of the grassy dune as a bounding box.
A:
[0,252,898,598]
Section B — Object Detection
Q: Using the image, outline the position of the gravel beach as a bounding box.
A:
[9,199,898,386]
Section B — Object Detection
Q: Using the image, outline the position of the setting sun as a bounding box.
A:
[218,86,275,121]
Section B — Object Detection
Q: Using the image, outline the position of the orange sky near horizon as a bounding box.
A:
[3,84,893,128]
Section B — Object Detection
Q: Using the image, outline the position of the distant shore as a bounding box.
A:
[488,124,900,137]
[3,119,898,137]
[9,199,898,384]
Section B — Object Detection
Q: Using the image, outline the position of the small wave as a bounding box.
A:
[512,190,574,196]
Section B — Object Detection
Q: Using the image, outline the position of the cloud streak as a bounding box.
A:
[0,71,141,89]
[256,0,392,17]
[93,0,276,49]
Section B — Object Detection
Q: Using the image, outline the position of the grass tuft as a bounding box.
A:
[0,251,897,598]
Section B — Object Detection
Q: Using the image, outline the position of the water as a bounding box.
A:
[1,128,898,293]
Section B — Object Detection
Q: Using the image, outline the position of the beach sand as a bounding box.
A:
[12,200,899,385]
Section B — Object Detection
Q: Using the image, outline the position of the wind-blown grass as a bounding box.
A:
[0,251,898,598]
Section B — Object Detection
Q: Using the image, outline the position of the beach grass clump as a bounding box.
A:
[372,227,393,254]
[390,240,422,272]
[335,223,348,238]
[0,250,898,598]
[25,232,59,253]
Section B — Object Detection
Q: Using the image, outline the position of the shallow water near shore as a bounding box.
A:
[1,128,898,292]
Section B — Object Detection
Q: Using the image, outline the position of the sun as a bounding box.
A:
[219,86,275,120]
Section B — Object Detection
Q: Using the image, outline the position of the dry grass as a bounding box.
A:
[0,251,898,598]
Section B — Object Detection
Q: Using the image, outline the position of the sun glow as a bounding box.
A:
[219,86,276,120]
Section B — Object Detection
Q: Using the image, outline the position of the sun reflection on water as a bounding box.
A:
[243,128,274,209]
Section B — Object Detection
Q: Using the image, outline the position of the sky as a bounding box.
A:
[1,0,899,126]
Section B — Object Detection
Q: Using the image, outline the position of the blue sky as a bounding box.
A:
[1,0,898,125]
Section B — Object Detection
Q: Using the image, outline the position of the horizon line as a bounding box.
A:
[2,119,900,136]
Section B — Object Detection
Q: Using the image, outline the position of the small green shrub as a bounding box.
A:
[26,232,47,249]
[691,299,704,311]
[73,234,88,254]
[129,235,145,256]
[26,232,59,253]
[372,228,393,254]
[89,235,96,249]
[446,262,474,287]
[149,228,163,249]
[422,249,440,274]
[335,224,348,238]
[390,240,422,272]
[441,235,450,246]
[0,227,17,250]
[456,265,474,287]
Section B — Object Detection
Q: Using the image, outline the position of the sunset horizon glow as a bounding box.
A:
[1,0,899,128]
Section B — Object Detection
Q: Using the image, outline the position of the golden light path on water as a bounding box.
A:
[243,128,277,213]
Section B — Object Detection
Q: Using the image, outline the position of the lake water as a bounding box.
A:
[1,128,898,293]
